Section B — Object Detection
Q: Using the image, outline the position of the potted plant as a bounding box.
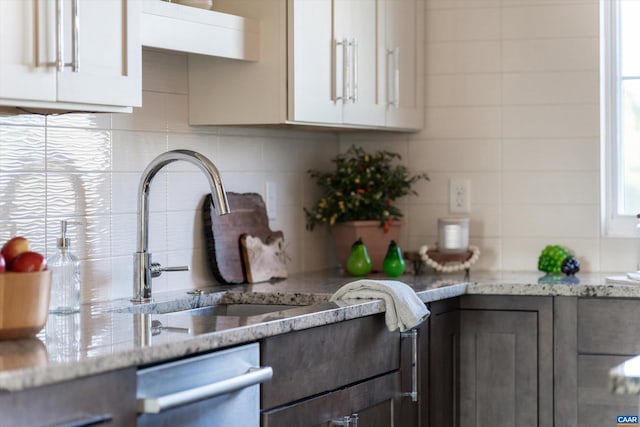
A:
[305,145,429,271]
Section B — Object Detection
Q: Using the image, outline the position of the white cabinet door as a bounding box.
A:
[292,0,384,127]
[290,0,341,125]
[0,0,140,111]
[381,0,424,129]
[57,0,141,108]
[0,0,57,103]
[340,0,384,127]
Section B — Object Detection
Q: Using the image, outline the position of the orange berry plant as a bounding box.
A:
[304,146,429,232]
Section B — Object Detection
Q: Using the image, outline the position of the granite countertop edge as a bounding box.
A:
[2,270,640,393]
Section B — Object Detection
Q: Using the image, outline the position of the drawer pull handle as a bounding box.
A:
[401,328,419,402]
[331,413,359,426]
[137,366,273,414]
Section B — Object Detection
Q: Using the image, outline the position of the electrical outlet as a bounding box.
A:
[266,181,277,220]
[449,179,470,214]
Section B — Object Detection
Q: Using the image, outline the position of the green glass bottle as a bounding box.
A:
[383,240,405,277]
[347,238,372,276]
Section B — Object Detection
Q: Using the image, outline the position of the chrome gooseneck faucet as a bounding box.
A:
[132,150,230,303]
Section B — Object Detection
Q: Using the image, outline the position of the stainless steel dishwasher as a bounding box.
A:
[136,343,272,427]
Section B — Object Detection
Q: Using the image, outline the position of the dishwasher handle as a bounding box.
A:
[137,366,273,414]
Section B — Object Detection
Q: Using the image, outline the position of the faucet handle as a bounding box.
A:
[150,262,190,278]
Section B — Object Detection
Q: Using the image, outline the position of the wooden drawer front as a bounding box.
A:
[578,355,638,427]
[262,371,400,427]
[578,298,640,355]
[261,314,400,410]
[0,368,136,426]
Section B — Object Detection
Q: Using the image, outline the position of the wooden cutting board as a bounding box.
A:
[240,234,288,283]
[202,192,283,284]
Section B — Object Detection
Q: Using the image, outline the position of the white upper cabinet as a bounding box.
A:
[0,0,141,112]
[291,0,384,127]
[381,0,424,130]
[189,0,424,131]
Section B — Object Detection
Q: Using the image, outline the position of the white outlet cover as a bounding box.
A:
[449,179,470,214]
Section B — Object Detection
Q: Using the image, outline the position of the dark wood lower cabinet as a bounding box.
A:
[0,368,136,426]
[458,295,553,427]
[573,298,640,427]
[260,313,403,426]
[428,299,459,427]
[260,293,640,427]
[424,295,554,427]
[261,371,400,426]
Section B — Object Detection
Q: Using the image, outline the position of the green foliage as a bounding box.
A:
[304,145,429,231]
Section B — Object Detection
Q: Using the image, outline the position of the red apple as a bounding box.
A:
[10,251,47,273]
[1,236,30,267]
[0,253,6,273]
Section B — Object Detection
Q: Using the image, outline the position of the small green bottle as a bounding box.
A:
[347,238,372,276]
[383,240,405,277]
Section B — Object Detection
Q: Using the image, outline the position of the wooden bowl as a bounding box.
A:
[0,271,52,339]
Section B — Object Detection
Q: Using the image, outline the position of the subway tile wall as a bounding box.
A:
[0,50,338,303]
[343,0,638,273]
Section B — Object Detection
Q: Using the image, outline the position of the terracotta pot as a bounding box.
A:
[331,220,403,273]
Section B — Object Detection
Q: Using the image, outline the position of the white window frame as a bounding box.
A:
[602,0,639,237]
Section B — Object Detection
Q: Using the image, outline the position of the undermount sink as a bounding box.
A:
[111,296,310,317]
[165,304,302,317]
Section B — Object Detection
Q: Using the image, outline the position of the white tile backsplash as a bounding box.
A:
[426,8,501,41]
[502,171,599,205]
[427,41,502,74]
[426,74,502,107]
[502,138,599,171]
[502,71,599,105]
[424,106,502,139]
[502,38,599,72]
[501,3,598,39]
[502,105,599,138]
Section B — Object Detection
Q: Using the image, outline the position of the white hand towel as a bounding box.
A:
[330,279,430,332]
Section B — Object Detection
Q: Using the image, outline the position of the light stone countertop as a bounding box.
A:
[0,270,639,393]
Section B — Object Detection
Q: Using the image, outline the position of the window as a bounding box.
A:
[603,0,640,236]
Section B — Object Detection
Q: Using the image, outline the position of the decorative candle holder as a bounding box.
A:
[437,217,469,254]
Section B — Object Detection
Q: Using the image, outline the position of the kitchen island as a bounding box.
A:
[0,270,638,426]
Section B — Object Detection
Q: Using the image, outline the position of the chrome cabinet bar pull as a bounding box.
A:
[330,413,359,426]
[330,416,351,426]
[387,47,400,108]
[351,39,358,103]
[71,0,79,72]
[393,47,400,108]
[55,0,64,71]
[333,39,348,103]
[137,366,273,414]
[342,38,349,104]
[401,328,418,402]
[52,0,78,72]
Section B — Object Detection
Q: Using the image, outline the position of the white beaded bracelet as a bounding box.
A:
[418,244,480,273]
